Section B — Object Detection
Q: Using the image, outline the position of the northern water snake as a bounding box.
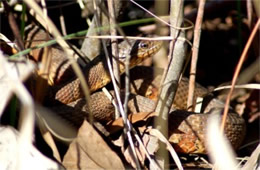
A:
[25,26,246,154]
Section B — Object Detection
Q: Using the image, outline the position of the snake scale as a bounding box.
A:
[25,26,246,154]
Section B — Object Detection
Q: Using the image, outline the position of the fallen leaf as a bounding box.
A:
[63,120,124,169]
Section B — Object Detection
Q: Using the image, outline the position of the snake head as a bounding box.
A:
[130,39,163,68]
[114,38,162,73]
[117,39,162,68]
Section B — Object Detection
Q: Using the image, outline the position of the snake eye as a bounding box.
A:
[139,42,149,49]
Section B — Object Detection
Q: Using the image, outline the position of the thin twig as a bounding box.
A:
[246,0,253,28]
[154,0,187,168]
[155,0,186,137]
[221,18,260,132]
[3,1,24,50]
[107,0,121,119]
[59,0,67,36]
[123,52,131,122]
[93,1,141,168]
[134,133,160,170]
[43,1,76,9]
[100,40,141,169]
[130,0,190,31]
[82,35,190,42]
[187,0,206,111]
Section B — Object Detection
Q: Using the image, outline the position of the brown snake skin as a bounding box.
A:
[25,26,246,154]
[51,37,162,104]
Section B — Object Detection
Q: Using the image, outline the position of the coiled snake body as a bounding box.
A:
[26,27,246,154]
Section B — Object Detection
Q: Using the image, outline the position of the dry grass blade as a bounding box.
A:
[0,51,34,129]
[241,143,260,170]
[35,104,78,142]
[0,52,55,168]
[221,18,260,132]
[0,54,34,114]
[246,0,253,28]
[214,83,260,91]
[24,0,92,122]
[0,126,62,169]
[206,109,239,170]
